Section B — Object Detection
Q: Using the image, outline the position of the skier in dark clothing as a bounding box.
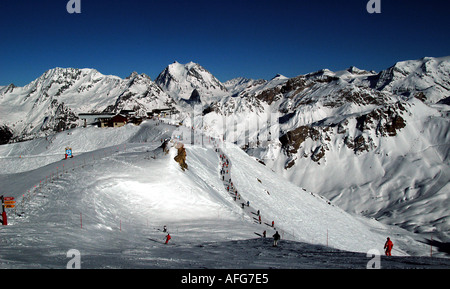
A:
[273,231,280,247]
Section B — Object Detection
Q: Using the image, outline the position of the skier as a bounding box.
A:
[263,230,266,238]
[273,231,280,247]
[163,225,167,232]
[247,201,250,207]
[258,215,261,224]
[272,221,274,227]
[384,237,393,256]
[164,233,171,244]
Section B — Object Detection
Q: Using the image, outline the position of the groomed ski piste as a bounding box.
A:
[0,119,449,269]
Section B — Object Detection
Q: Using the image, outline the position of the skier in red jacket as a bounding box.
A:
[384,237,393,256]
[165,233,171,244]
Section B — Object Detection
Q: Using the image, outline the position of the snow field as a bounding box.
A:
[0,122,265,267]
[0,120,447,268]
[0,124,143,174]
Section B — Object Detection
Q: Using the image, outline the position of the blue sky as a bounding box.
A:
[0,0,449,86]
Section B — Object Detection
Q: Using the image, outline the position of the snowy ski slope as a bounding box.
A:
[0,120,448,268]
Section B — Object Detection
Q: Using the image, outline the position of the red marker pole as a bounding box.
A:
[1,196,7,226]
[2,211,6,226]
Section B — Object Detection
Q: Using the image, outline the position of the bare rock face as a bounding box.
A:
[0,125,13,145]
[174,143,188,171]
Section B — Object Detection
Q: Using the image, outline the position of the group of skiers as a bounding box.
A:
[219,153,240,201]
[218,150,283,247]
[159,226,393,253]
[158,226,393,252]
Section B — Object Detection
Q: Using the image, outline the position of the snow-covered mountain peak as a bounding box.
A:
[155,61,228,103]
[125,71,153,83]
[23,67,122,96]
[372,56,450,103]
[346,66,375,75]
[0,83,16,95]
[304,68,337,80]
[126,71,140,79]
[38,67,106,82]
[224,77,254,87]
[271,74,288,81]
[0,66,175,141]
[223,77,268,98]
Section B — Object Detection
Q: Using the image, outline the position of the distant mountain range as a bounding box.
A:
[1,56,448,142]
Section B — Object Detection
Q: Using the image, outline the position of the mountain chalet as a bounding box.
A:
[79,108,178,128]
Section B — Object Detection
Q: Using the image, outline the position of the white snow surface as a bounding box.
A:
[1,120,448,269]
